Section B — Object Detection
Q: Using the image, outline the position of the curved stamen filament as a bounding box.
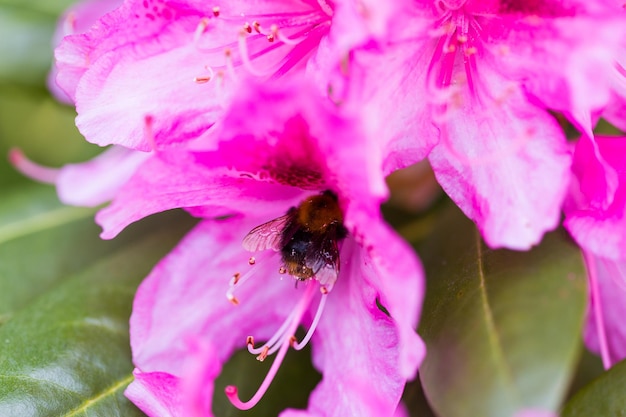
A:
[247,306,298,355]
[226,282,317,410]
[237,34,275,77]
[292,287,328,350]
[9,148,60,183]
[585,253,612,369]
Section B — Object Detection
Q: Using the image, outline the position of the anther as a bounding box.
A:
[279,267,287,274]
[456,34,468,43]
[232,272,241,284]
[224,47,232,58]
[246,336,255,346]
[253,21,261,33]
[228,294,240,305]
[267,33,275,42]
[249,257,256,265]
[193,76,211,84]
[464,46,477,56]
[144,115,156,151]
[289,335,297,346]
[256,346,269,361]
[243,22,252,33]
[212,6,220,17]
[320,286,329,295]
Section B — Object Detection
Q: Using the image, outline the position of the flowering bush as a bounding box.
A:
[3,0,626,416]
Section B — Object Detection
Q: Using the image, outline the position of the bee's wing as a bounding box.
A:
[310,238,340,290]
[314,263,339,291]
[242,215,290,252]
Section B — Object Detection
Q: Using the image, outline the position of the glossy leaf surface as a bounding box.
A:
[0,183,195,416]
[562,358,626,417]
[416,203,587,417]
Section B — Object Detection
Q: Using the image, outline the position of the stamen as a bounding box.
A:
[585,253,612,369]
[224,47,237,79]
[292,289,328,351]
[212,6,220,17]
[9,148,60,184]
[193,76,211,84]
[194,17,210,43]
[237,33,274,77]
[256,346,269,361]
[227,252,279,304]
[228,294,240,306]
[247,307,298,355]
[226,283,317,410]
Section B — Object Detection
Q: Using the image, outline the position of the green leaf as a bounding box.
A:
[562,358,626,417]
[0,184,196,416]
[416,203,587,417]
[0,0,79,17]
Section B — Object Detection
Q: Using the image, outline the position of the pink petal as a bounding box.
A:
[284,238,408,417]
[48,0,123,103]
[568,135,619,211]
[129,217,309,414]
[345,207,426,378]
[57,147,149,206]
[97,75,387,238]
[603,93,626,133]
[125,370,182,417]
[349,34,440,175]
[565,136,626,259]
[429,67,571,249]
[95,151,306,239]
[130,219,302,372]
[506,17,626,134]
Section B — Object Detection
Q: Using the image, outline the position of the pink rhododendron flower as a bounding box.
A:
[564,134,626,368]
[54,0,392,151]
[96,77,424,415]
[349,0,626,250]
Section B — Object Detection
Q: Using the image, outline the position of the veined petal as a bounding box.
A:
[565,136,626,259]
[345,207,425,378]
[48,0,123,103]
[501,16,626,133]
[286,238,406,417]
[95,151,305,239]
[125,370,182,417]
[130,218,300,377]
[429,67,570,249]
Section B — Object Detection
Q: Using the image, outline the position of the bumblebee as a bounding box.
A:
[243,190,348,283]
